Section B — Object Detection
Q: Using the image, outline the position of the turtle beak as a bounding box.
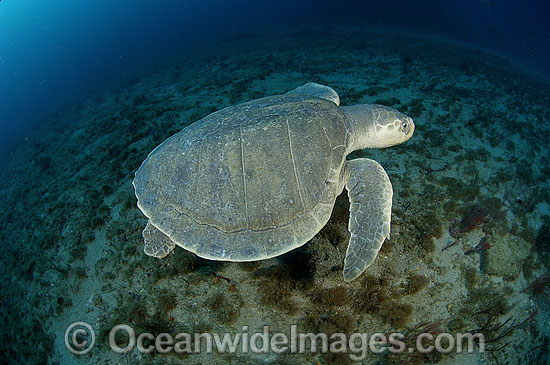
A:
[403,117,414,142]
[407,119,415,139]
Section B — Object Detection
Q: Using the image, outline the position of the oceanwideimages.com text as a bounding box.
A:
[105,324,484,360]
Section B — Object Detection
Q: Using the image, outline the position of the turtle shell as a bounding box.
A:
[133,93,350,261]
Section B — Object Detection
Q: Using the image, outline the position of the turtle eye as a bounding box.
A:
[402,121,408,130]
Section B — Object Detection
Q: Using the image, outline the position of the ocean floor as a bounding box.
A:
[1,26,550,364]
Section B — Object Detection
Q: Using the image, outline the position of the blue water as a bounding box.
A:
[1,0,549,158]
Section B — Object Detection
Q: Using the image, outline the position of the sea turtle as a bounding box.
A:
[133,83,414,282]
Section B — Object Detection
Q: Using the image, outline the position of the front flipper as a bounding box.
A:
[342,158,393,282]
[143,220,176,259]
[286,82,340,106]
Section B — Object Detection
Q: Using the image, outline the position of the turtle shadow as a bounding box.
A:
[276,193,351,283]
[277,246,314,282]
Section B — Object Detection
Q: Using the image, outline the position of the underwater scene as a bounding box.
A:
[1,2,550,365]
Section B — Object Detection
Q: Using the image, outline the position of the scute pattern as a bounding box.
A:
[134,94,350,260]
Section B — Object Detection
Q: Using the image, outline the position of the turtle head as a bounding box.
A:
[343,104,414,150]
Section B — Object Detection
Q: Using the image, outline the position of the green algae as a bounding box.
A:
[253,265,301,315]
[312,285,350,307]
[398,208,441,262]
[349,274,413,328]
[207,290,243,325]
[402,273,429,295]
[375,97,401,107]
[380,302,413,328]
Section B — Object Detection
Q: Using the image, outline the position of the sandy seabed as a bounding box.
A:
[1,26,549,364]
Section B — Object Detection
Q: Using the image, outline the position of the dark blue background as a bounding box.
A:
[1,0,548,157]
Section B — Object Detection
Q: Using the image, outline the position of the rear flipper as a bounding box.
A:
[143,220,176,259]
[343,158,393,282]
